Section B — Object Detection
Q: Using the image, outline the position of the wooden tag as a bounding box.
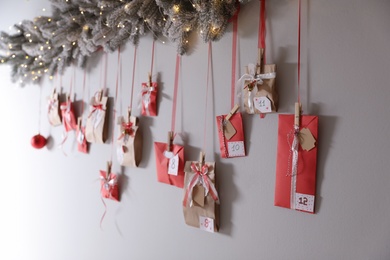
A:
[224,119,236,140]
[299,128,316,151]
[192,185,205,207]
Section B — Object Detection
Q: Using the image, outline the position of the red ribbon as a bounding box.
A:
[182,163,219,207]
[117,122,134,140]
[88,103,104,118]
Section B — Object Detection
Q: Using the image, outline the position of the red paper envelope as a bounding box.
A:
[274,114,318,213]
[100,170,119,202]
[216,111,246,158]
[154,142,185,188]
[141,82,158,116]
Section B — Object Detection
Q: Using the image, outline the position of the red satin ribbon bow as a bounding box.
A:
[182,163,219,207]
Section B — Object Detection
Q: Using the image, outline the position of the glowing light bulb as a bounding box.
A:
[48,18,51,22]
[25,55,29,59]
[173,5,180,13]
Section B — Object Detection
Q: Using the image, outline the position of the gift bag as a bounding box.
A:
[76,118,88,154]
[60,97,77,132]
[86,90,108,144]
[154,132,185,188]
[116,112,142,167]
[100,163,119,202]
[241,61,277,115]
[274,109,318,213]
[216,105,246,158]
[183,155,219,232]
[47,88,62,126]
[140,79,158,116]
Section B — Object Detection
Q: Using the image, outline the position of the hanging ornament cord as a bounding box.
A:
[129,46,137,110]
[288,0,302,210]
[171,54,180,135]
[58,67,75,155]
[258,0,267,118]
[259,0,266,65]
[231,8,238,109]
[150,39,155,79]
[202,42,213,153]
[100,47,121,229]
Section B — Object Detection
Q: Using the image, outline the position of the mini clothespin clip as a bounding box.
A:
[148,72,152,87]
[77,117,82,130]
[96,89,103,102]
[257,48,265,75]
[225,104,240,122]
[106,161,112,179]
[199,151,205,167]
[294,102,301,128]
[127,107,132,122]
[166,131,173,152]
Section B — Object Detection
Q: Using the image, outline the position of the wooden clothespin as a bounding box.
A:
[199,151,205,167]
[77,117,82,130]
[96,89,103,102]
[294,102,301,128]
[166,131,173,152]
[225,104,240,122]
[256,48,265,75]
[148,72,152,87]
[106,161,112,179]
[127,107,132,122]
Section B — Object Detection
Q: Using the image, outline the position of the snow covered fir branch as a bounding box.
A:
[0,0,252,86]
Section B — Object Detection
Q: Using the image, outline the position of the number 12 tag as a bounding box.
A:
[168,154,179,176]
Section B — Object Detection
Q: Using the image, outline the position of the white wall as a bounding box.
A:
[1,0,390,259]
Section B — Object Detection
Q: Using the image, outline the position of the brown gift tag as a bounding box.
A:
[299,128,316,151]
[192,185,205,207]
[223,119,236,140]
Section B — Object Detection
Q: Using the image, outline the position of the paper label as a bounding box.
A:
[77,130,84,143]
[199,216,215,233]
[168,154,179,176]
[192,185,205,207]
[253,96,272,113]
[299,128,316,151]
[227,141,245,157]
[295,193,315,213]
[223,119,236,140]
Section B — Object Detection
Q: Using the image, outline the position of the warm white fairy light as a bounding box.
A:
[173,5,180,13]
[49,75,53,80]
[83,25,89,31]
[72,42,76,45]
[42,8,46,12]
[48,18,51,22]
[48,46,51,49]
[25,55,29,59]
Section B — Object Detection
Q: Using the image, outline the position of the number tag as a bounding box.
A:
[253,96,272,113]
[295,193,315,213]
[227,141,245,157]
[168,154,179,176]
[199,216,214,233]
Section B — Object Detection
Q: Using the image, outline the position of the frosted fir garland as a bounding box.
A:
[0,0,251,86]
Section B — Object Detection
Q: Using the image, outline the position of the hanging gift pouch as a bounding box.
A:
[154,132,185,188]
[274,108,318,213]
[86,90,108,144]
[216,105,246,158]
[100,165,119,202]
[116,112,142,167]
[183,157,219,233]
[241,61,277,115]
[48,88,62,126]
[140,75,158,116]
[76,118,88,154]
[60,96,77,132]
